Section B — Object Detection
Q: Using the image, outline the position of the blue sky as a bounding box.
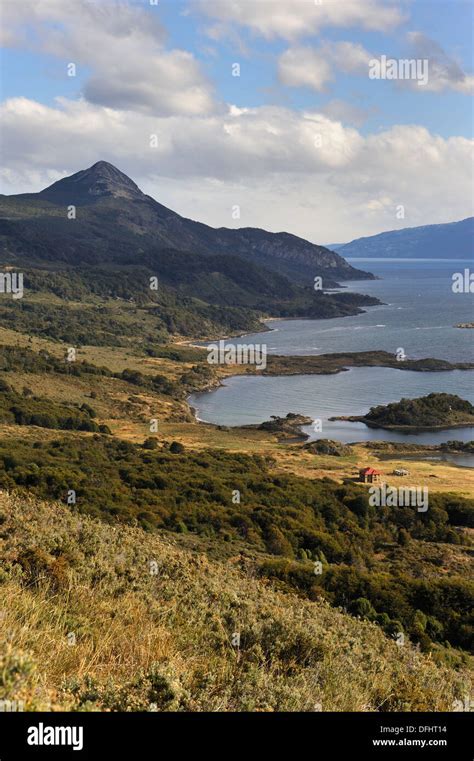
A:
[1,0,473,241]
[2,0,473,137]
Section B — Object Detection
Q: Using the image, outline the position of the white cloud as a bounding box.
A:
[0,98,363,179]
[196,0,405,40]
[330,41,374,74]
[321,99,374,127]
[1,97,471,242]
[0,0,217,116]
[278,42,373,91]
[83,49,216,116]
[278,37,474,97]
[0,0,165,51]
[278,47,333,91]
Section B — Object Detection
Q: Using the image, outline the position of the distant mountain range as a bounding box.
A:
[333,217,473,259]
[0,161,372,285]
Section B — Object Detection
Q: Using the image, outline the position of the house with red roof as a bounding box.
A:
[359,467,381,483]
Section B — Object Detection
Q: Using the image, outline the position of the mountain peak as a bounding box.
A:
[39,161,144,205]
[9,161,372,283]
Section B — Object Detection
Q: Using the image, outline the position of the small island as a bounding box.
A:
[330,393,474,431]
[242,412,313,440]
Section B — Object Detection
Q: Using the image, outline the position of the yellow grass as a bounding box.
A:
[0,492,471,712]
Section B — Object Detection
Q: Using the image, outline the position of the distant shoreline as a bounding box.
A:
[329,415,474,433]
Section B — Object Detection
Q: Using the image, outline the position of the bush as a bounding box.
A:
[265,527,294,557]
[143,437,159,450]
[349,597,377,620]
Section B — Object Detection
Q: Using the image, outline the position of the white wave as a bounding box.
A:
[353,324,385,330]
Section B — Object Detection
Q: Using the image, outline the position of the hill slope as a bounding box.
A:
[0,492,468,712]
[334,218,473,259]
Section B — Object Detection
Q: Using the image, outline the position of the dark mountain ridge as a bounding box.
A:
[0,161,373,284]
[0,161,382,342]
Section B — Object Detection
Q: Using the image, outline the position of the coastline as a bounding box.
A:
[180,316,287,349]
[330,415,474,432]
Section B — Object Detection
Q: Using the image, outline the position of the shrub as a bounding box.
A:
[143,437,159,450]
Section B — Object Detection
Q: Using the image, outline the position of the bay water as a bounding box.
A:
[189,260,474,458]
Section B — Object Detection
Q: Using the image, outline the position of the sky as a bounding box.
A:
[0,0,473,243]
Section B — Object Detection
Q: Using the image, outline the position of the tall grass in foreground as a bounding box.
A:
[0,493,471,711]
